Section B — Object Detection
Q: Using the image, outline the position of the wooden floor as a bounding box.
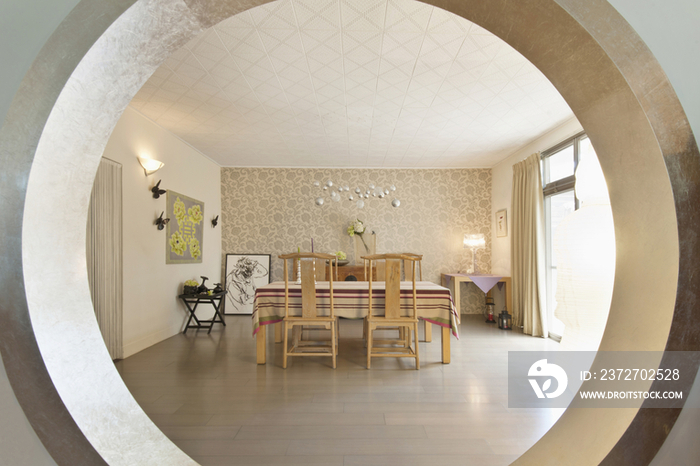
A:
[116,315,562,466]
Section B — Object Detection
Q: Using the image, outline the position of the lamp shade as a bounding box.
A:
[463,233,485,249]
[137,156,164,176]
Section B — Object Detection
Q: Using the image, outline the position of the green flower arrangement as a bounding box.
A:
[183,279,199,295]
[346,219,366,237]
[347,219,369,252]
[335,251,347,260]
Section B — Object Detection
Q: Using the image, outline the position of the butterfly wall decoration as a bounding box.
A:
[155,211,170,230]
[151,180,166,199]
[211,215,219,228]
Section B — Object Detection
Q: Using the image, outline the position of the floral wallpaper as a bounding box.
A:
[221,168,492,314]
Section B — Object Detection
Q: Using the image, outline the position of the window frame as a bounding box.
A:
[541,130,587,340]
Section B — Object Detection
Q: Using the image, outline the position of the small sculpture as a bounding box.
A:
[197,276,209,294]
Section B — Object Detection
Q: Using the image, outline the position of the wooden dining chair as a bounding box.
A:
[402,253,422,281]
[279,252,338,369]
[362,253,423,344]
[313,257,338,282]
[364,253,421,370]
[400,252,427,341]
[362,258,383,281]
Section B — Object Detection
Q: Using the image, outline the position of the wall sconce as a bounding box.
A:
[211,215,219,228]
[464,233,485,274]
[155,211,170,230]
[137,156,164,176]
[151,180,166,199]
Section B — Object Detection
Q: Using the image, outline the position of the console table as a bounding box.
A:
[179,291,226,334]
[441,274,512,316]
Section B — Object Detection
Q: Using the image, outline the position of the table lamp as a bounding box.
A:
[464,233,485,274]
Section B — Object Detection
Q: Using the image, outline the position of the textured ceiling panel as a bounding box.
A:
[130,0,575,167]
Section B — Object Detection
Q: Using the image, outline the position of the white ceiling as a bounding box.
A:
[129,0,575,168]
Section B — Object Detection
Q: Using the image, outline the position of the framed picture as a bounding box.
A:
[496,209,508,237]
[166,190,204,264]
[224,254,271,315]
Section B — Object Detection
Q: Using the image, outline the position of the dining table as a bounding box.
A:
[252,280,459,364]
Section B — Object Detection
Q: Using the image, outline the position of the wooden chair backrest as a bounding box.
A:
[363,259,385,281]
[402,253,422,281]
[364,254,421,321]
[280,252,336,319]
[314,258,325,281]
[292,258,335,281]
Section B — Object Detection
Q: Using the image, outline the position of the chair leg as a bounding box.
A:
[363,317,368,347]
[283,321,289,369]
[367,324,372,369]
[336,317,340,353]
[331,321,337,369]
[414,322,420,370]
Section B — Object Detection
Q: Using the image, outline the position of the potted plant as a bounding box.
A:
[183,279,199,295]
[335,251,348,266]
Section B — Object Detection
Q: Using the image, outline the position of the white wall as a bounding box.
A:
[490,117,583,276]
[102,106,222,358]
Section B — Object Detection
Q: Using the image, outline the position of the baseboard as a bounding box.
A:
[122,326,179,358]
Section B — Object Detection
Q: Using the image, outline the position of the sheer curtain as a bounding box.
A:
[86,158,123,359]
[511,153,547,337]
[554,152,615,350]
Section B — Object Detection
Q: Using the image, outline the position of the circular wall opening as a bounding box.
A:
[1,0,696,465]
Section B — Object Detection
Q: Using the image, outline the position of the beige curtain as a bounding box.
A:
[511,153,547,337]
[87,158,123,359]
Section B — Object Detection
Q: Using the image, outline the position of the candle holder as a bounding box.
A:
[498,310,512,330]
[485,296,496,324]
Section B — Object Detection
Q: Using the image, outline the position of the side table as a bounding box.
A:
[179,291,226,334]
[441,274,512,317]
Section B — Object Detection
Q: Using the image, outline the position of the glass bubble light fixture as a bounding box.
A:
[312,180,401,208]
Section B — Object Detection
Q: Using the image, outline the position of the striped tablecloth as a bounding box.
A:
[252,281,459,339]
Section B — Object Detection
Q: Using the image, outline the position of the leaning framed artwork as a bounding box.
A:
[166,190,204,264]
[224,254,271,315]
[496,209,508,237]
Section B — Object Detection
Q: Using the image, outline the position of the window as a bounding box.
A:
[541,132,595,339]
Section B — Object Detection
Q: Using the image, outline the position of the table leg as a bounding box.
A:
[441,326,451,364]
[275,321,283,343]
[256,326,266,364]
[208,300,226,334]
[424,320,432,342]
[453,279,461,317]
[183,301,200,334]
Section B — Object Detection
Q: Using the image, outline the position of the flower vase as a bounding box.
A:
[353,232,376,264]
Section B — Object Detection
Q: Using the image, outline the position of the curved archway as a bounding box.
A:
[0,0,697,465]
